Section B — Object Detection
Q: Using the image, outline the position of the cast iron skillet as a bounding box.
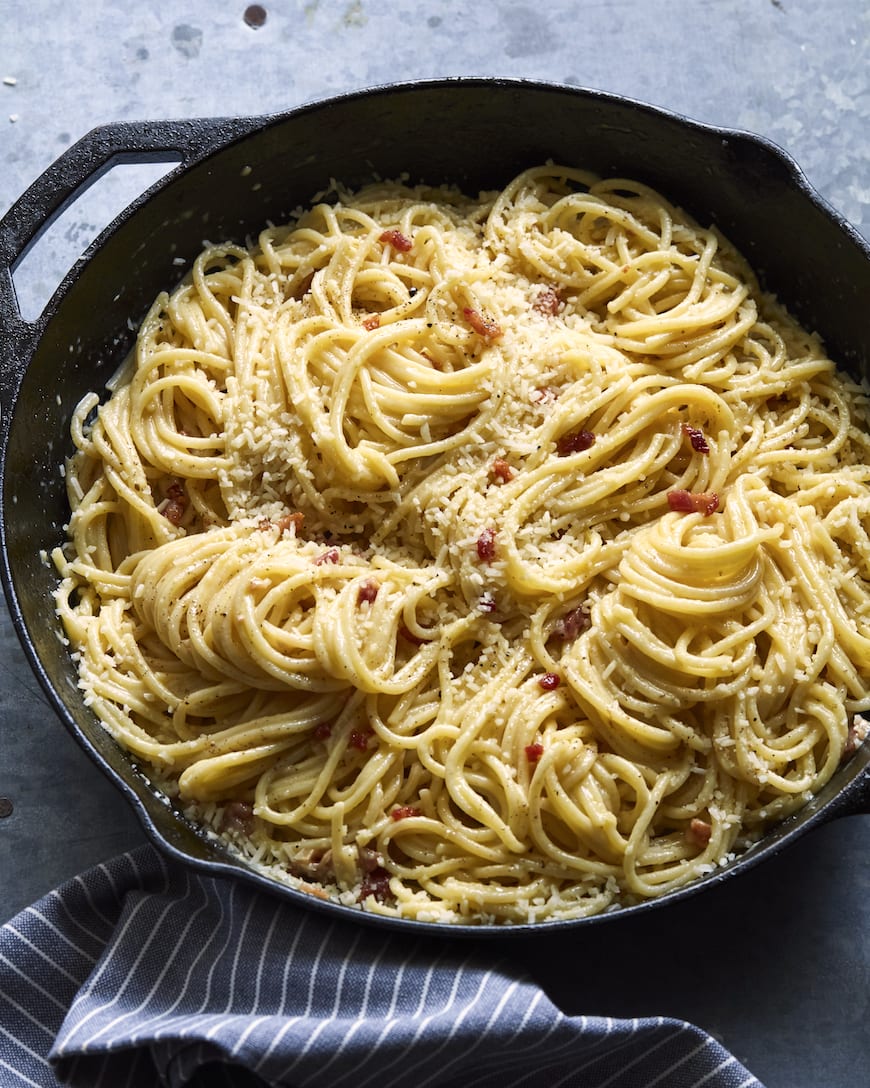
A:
[1,79,868,934]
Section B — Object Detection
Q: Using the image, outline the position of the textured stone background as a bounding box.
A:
[1,4,868,1087]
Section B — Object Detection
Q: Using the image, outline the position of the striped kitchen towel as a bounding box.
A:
[0,845,764,1088]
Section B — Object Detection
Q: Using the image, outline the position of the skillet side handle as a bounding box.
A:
[0,116,263,427]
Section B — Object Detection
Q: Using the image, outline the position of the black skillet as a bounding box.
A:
[1,79,868,935]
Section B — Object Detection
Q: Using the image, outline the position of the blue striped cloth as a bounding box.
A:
[0,845,764,1087]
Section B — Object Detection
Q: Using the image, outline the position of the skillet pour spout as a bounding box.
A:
[1,79,869,934]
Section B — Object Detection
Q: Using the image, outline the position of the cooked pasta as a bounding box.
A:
[53,165,870,924]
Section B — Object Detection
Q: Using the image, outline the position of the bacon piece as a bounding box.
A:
[349,729,374,751]
[357,579,379,605]
[358,865,393,904]
[162,482,188,526]
[490,457,514,484]
[538,672,561,691]
[379,229,413,252]
[277,511,304,533]
[362,314,381,331]
[476,527,497,562]
[556,428,595,456]
[258,510,304,534]
[681,423,710,454]
[525,743,544,763]
[220,801,255,834]
[277,511,304,532]
[391,805,422,820]
[533,285,562,316]
[686,817,713,846]
[162,499,187,526]
[554,605,591,641]
[667,489,719,516]
[463,307,502,341]
[313,547,340,565]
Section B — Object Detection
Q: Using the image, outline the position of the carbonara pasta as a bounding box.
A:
[53,165,870,924]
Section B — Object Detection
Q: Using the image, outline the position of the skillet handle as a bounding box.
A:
[0,116,263,424]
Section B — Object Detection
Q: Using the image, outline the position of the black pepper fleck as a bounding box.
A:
[244,4,267,28]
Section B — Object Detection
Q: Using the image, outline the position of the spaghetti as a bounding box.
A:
[53,165,870,923]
